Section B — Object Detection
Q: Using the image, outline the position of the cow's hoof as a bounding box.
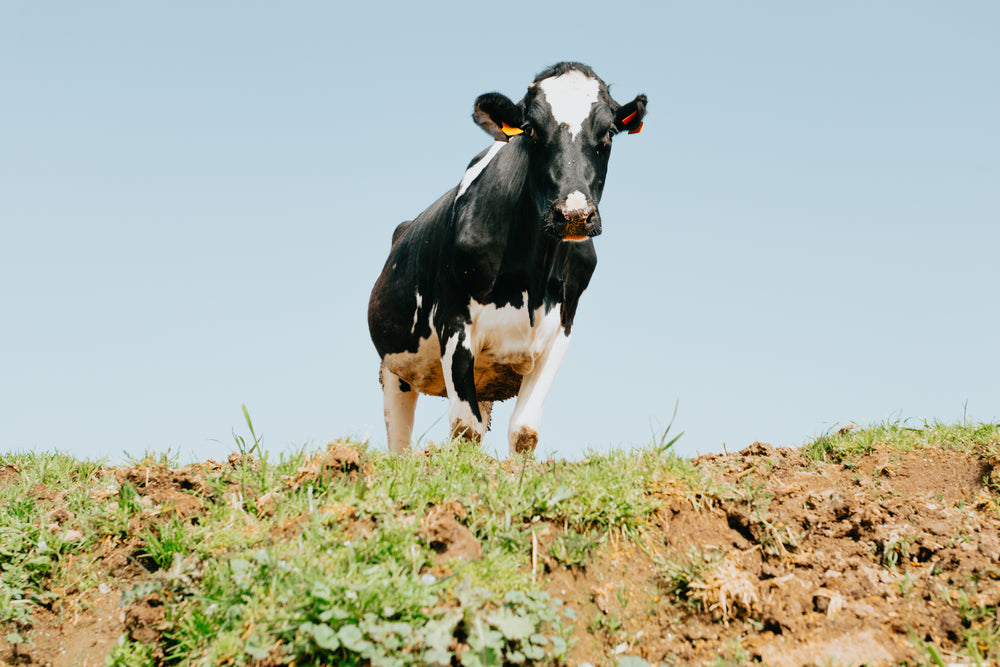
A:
[510,427,538,456]
[450,421,483,444]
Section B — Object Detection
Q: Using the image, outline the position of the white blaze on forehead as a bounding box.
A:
[537,71,601,139]
[458,141,505,197]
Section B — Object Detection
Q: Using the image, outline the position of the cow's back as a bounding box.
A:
[368,187,457,359]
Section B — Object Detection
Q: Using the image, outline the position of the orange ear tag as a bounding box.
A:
[620,111,638,126]
[628,121,644,135]
[501,122,524,137]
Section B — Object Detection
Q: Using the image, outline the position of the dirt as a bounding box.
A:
[285,443,372,491]
[115,465,209,521]
[2,442,999,666]
[421,500,483,563]
[547,442,1000,666]
[1,585,122,667]
[0,465,20,489]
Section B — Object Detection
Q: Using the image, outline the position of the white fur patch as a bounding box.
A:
[458,141,505,198]
[469,292,533,371]
[410,292,422,334]
[564,190,588,210]
[537,71,600,139]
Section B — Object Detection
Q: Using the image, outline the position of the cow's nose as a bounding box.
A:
[555,191,597,224]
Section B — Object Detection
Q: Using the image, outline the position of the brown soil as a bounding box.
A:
[1,585,122,667]
[548,442,1000,666]
[2,442,998,666]
[421,500,483,563]
[285,444,372,491]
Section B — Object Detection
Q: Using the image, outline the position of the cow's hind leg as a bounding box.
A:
[441,325,486,442]
[479,401,493,432]
[380,363,418,454]
[508,330,571,456]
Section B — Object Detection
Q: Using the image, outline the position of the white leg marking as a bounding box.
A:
[508,329,571,456]
[381,364,418,454]
[442,328,484,441]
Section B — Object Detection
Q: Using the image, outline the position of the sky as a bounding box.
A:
[2,2,998,464]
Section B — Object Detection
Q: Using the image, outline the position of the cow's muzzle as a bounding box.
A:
[553,192,601,241]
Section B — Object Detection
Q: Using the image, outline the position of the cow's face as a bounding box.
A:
[473,63,646,242]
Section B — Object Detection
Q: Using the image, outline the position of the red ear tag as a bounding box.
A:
[628,121,644,135]
[501,122,524,137]
[620,110,638,127]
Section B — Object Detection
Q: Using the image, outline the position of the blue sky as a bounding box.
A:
[2,3,998,463]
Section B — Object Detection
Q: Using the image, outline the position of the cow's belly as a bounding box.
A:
[383,298,561,402]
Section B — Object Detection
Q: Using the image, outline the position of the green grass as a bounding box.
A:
[801,420,1000,464]
[4,417,999,665]
[2,424,719,666]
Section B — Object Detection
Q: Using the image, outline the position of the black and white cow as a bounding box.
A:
[368,62,647,456]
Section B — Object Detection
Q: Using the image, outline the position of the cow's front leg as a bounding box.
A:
[380,363,418,454]
[508,329,571,456]
[441,324,486,442]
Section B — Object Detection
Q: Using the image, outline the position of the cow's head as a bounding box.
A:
[472,62,646,242]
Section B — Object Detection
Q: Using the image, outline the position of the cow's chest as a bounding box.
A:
[383,295,561,402]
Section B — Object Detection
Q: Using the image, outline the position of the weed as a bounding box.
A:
[548,528,599,567]
[658,548,724,611]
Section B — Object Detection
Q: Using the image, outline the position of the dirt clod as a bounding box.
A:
[286,443,369,491]
[125,592,166,645]
[0,464,19,488]
[420,502,482,563]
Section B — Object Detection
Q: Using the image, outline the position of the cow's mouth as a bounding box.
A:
[541,204,602,241]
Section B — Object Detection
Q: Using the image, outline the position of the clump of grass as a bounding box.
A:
[0,452,121,626]
[802,420,1000,464]
[549,528,600,567]
[657,550,758,622]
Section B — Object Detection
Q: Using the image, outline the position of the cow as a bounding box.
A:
[368,62,647,456]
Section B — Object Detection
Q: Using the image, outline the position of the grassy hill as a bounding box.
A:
[2,421,999,666]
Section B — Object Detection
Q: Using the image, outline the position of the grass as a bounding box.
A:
[1,415,717,666]
[3,417,1000,665]
[802,420,1000,464]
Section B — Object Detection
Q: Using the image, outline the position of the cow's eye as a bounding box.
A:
[597,130,614,152]
[522,124,535,139]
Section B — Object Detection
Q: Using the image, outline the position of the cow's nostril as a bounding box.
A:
[556,203,596,224]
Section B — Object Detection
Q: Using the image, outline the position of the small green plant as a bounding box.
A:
[898,569,914,597]
[548,528,599,567]
[140,517,194,571]
[882,535,914,570]
[657,549,724,612]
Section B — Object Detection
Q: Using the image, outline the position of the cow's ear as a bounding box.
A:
[614,94,647,135]
[473,93,524,142]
